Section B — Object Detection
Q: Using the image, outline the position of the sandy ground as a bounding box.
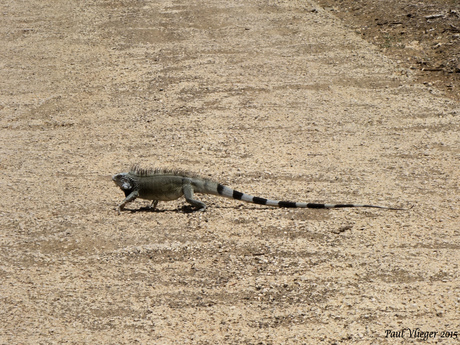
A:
[1,0,459,344]
[315,0,460,102]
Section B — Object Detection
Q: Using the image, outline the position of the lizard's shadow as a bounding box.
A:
[126,204,278,213]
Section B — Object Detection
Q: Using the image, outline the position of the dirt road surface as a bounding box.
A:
[1,0,459,344]
[316,0,460,102]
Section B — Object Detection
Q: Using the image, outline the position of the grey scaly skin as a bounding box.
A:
[112,165,408,214]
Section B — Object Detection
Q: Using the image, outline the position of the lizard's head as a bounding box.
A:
[112,173,134,191]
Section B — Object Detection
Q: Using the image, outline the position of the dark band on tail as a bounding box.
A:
[253,196,268,205]
[217,183,225,194]
[326,204,355,208]
[232,190,244,200]
[305,203,326,209]
[278,201,297,208]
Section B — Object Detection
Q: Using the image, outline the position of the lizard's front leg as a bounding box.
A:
[117,190,139,215]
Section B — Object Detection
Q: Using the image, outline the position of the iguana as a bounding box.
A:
[112,165,406,214]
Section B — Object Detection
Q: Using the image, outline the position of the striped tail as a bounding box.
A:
[216,184,406,210]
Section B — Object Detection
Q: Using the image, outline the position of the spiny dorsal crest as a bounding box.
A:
[129,164,199,178]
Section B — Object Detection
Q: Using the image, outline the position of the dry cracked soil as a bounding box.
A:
[1,0,459,344]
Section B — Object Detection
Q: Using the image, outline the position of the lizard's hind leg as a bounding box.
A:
[183,184,207,211]
[150,200,159,210]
